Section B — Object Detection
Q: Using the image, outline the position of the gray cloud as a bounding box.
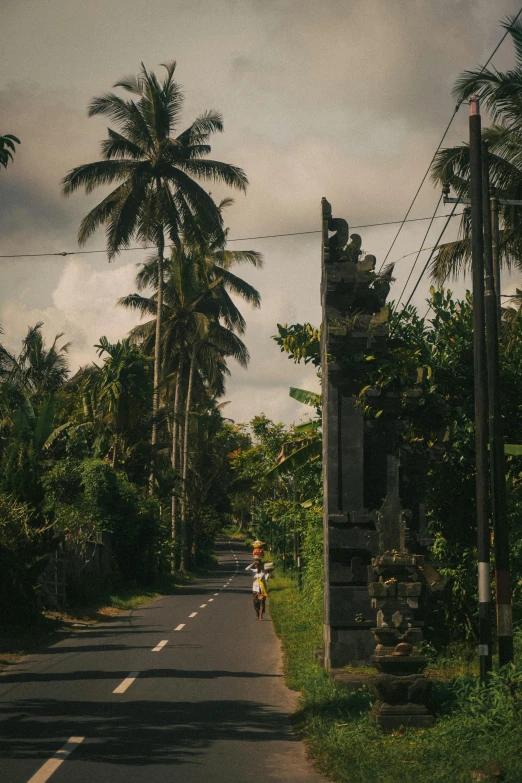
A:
[1,0,521,423]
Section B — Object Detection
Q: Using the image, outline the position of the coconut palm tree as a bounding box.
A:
[430,15,522,282]
[120,239,261,567]
[82,337,152,469]
[62,61,249,489]
[2,323,70,402]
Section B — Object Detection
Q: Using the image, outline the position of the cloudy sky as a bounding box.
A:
[1,0,521,424]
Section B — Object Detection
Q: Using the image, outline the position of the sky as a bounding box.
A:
[1,0,522,424]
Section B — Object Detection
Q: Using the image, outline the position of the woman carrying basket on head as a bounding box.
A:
[245,560,270,620]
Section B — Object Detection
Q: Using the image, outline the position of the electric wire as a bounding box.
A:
[396,193,443,306]
[403,199,461,309]
[377,6,522,274]
[0,212,464,260]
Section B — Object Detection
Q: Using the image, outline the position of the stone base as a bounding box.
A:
[369,700,434,731]
[331,669,377,695]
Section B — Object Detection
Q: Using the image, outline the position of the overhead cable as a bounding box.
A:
[0,211,464,260]
[396,194,443,306]
[403,200,461,309]
[378,6,522,273]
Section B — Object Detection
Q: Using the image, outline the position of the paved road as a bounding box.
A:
[0,541,323,783]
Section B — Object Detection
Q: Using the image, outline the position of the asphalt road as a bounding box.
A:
[0,541,324,783]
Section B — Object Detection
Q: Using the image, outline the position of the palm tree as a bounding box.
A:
[62,61,249,489]
[430,15,522,282]
[2,323,70,402]
[120,239,261,567]
[82,337,152,469]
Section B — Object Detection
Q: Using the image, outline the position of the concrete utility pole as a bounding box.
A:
[444,134,515,668]
[482,146,514,666]
[469,96,493,680]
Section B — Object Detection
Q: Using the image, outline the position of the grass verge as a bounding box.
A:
[269,569,522,783]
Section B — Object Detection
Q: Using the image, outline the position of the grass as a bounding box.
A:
[269,569,522,783]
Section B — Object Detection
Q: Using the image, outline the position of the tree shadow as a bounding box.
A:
[0,696,296,766]
[0,667,281,686]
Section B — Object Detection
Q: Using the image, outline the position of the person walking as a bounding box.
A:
[245,560,269,620]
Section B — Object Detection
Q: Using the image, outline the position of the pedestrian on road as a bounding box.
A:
[246,560,269,620]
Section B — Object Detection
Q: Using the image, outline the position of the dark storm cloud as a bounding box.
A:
[1,0,521,422]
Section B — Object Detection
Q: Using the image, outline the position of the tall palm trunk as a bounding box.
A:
[170,347,185,570]
[180,347,196,570]
[111,438,118,469]
[149,223,165,495]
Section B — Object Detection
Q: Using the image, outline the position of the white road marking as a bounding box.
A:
[113,672,140,694]
[214,593,219,596]
[152,640,168,652]
[189,612,198,618]
[200,604,207,608]
[208,599,214,602]
[27,737,85,783]
[174,623,185,631]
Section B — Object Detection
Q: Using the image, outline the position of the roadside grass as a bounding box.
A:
[269,570,522,783]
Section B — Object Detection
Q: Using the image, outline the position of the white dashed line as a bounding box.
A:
[152,640,168,652]
[174,624,185,631]
[113,672,140,694]
[214,593,219,596]
[27,737,85,783]
[200,604,207,608]
[189,612,198,618]
[208,599,214,602]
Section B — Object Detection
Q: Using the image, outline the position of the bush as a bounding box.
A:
[0,494,53,625]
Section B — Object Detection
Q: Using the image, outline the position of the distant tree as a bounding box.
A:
[82,336,152,469]
[120,239,259,566]
[4,323,70,402]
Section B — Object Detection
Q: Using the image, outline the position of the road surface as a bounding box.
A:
[0,541,324,783]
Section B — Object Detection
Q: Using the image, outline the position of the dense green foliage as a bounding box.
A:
[239,286,522,653]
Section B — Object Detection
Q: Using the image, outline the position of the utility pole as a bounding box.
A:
[483,145,514,666]
[469,97,493,680]
[490,189,502,335]
[445,141,515,668]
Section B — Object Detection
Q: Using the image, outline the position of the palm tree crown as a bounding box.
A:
[62,61,248,253]
[430,15,522,282]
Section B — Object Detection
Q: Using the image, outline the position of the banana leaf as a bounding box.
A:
[289,387,322,407]
[265,439,322,477]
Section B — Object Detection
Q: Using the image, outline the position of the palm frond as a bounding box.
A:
[174,158,248,192]
[62,159,135,196]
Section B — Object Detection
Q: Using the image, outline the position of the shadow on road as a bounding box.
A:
[0,668,281,685]
[0,696,296,766]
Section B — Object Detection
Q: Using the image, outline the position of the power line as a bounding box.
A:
[0,211,464,260]
[403,200,461,309]
[396,194,443,306]
[378,6,522,273]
